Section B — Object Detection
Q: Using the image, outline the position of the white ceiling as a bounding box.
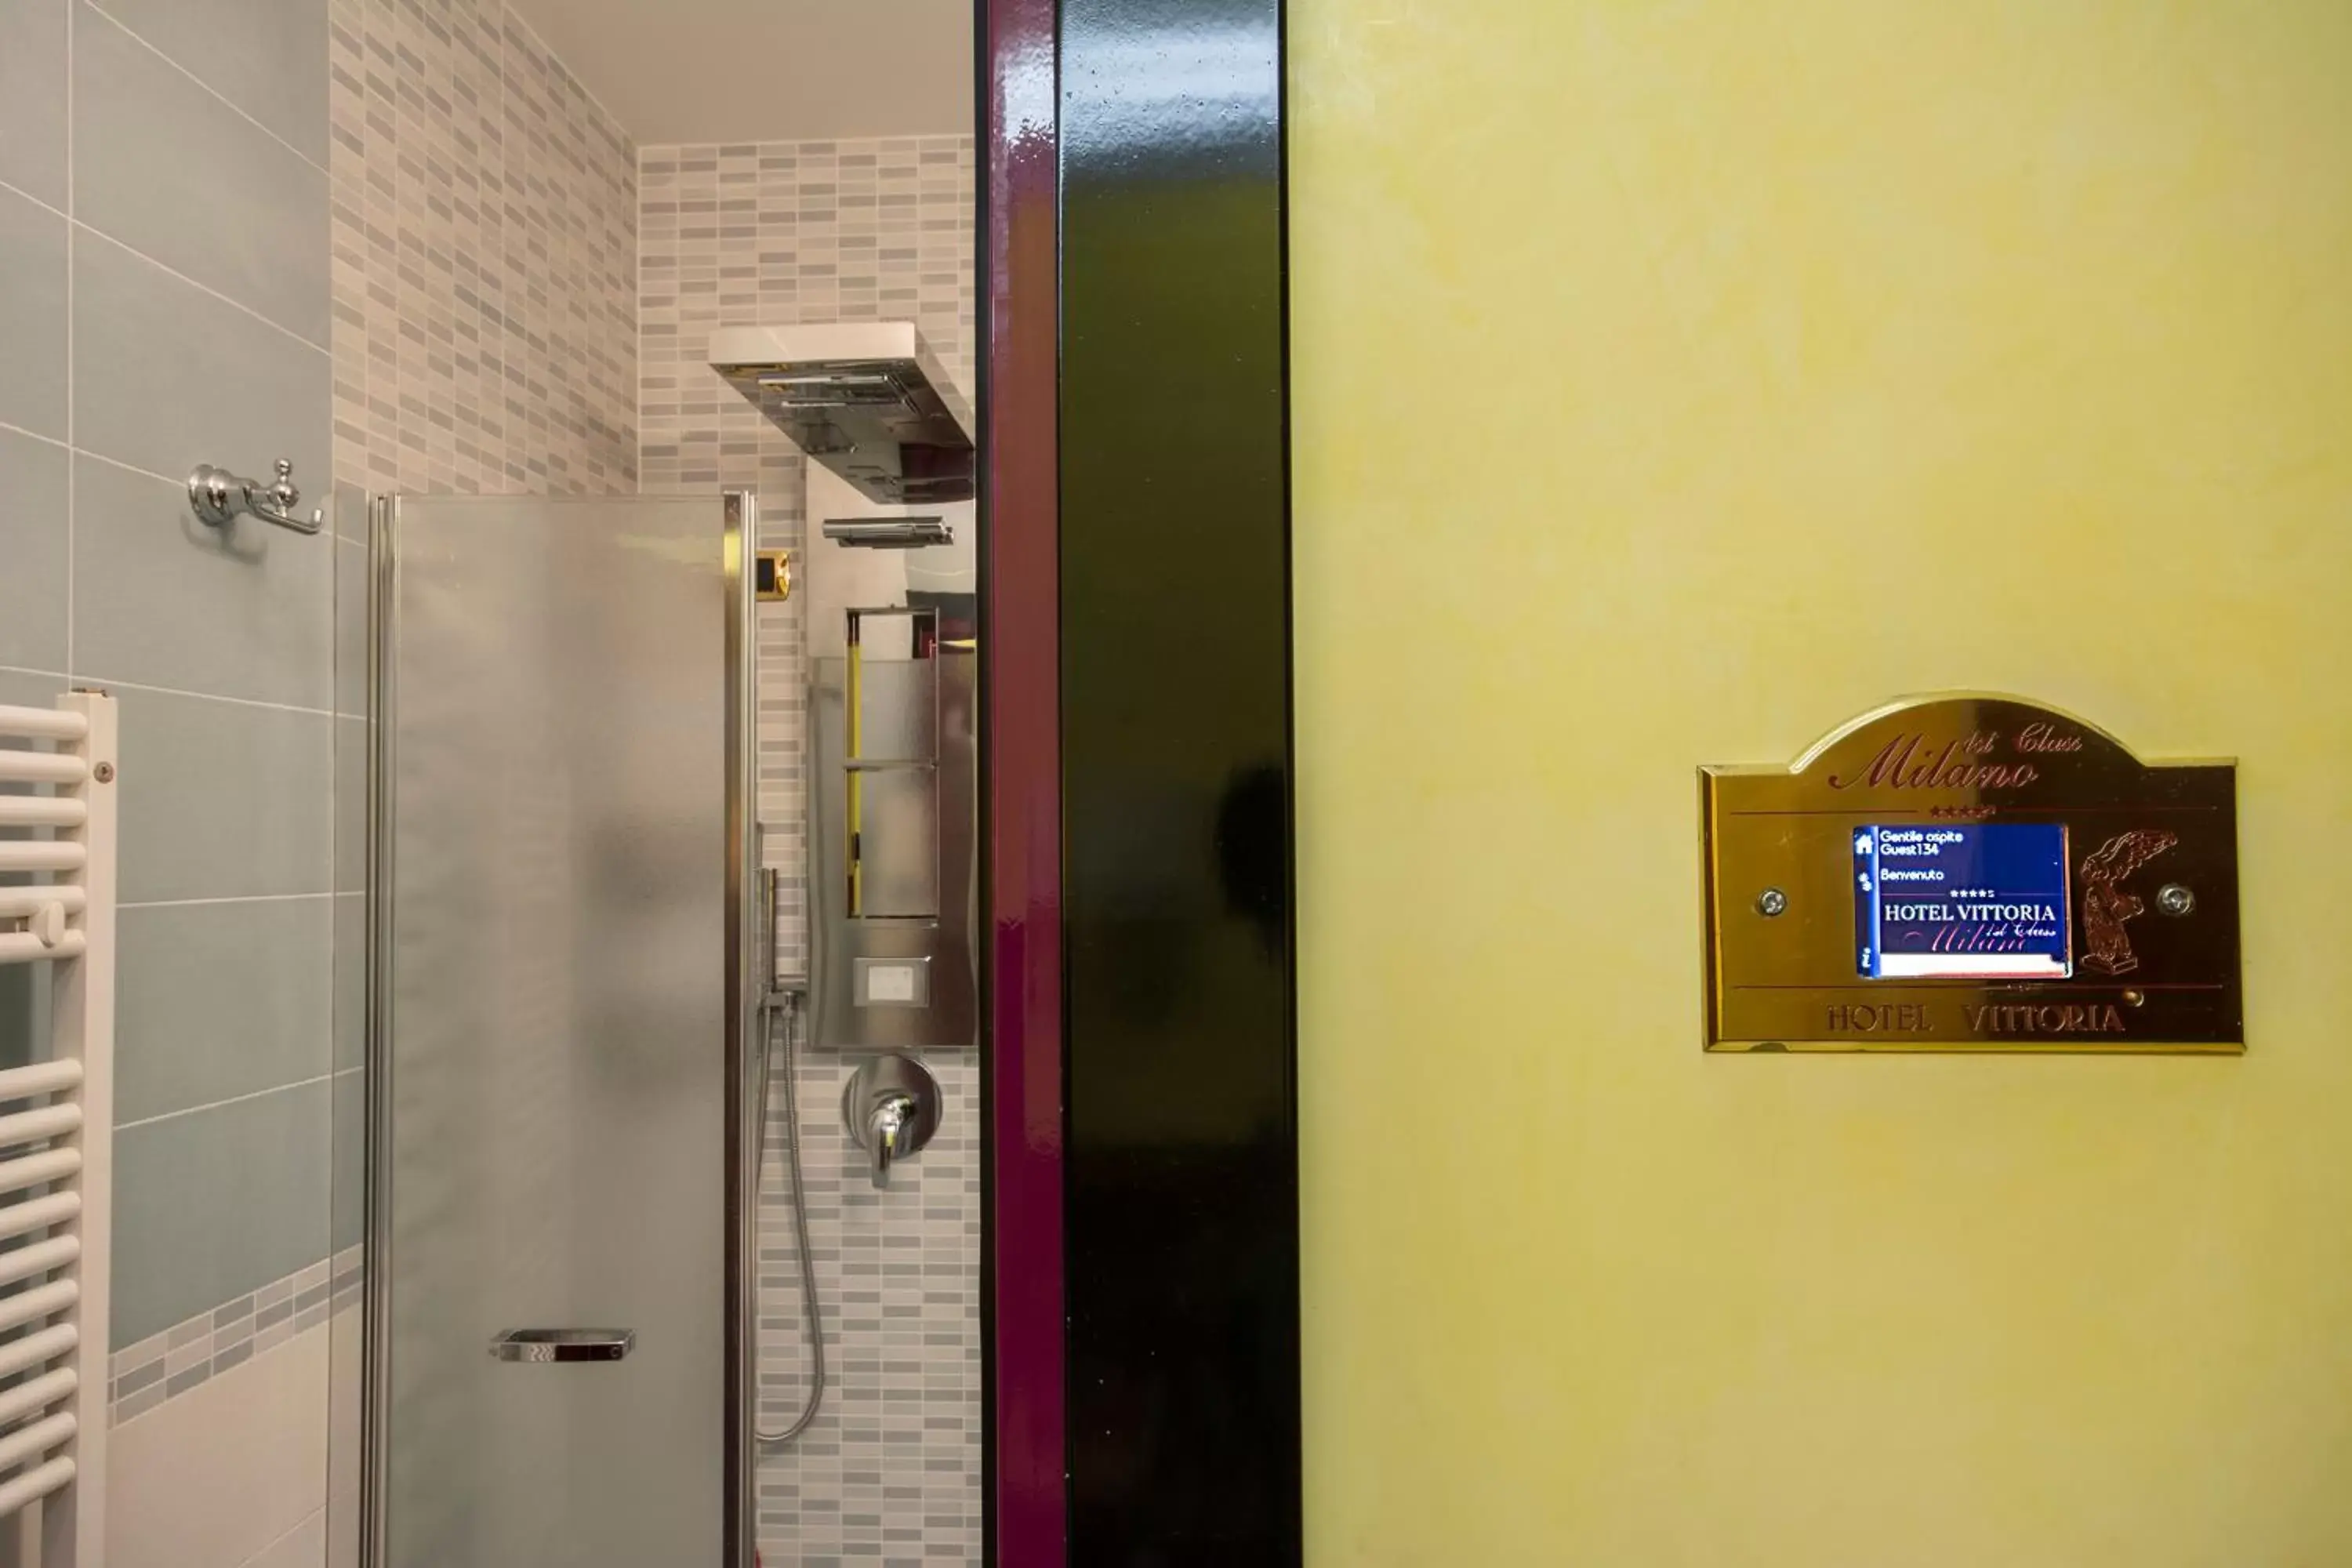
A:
[512,0,975,146]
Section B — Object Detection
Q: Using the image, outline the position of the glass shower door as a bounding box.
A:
[368,493,749,1566]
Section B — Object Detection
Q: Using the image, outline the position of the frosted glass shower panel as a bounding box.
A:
[375,493,732,1568]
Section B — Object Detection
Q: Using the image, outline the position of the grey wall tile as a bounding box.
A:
[333,716,363,893]
[74,230,332,499]
[0,672,65,726]
[335,537,367,717]
[330,482,365,550]
[0,669,65,1077]
[89,0,327,166]
[114,684,332,903]
[0,0,68,207]
[331,1067,361,1250]
[0,427,70,673]
[116,896,332,1124]
[74,2,329,345]
[332,891,361,1073]
[73,456,334,711]
[0,187,68,441]
[112,1076,330,1347]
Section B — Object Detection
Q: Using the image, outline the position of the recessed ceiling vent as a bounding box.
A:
[710,322,975,506]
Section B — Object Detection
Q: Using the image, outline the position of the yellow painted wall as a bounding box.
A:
[1290,5,2352,1564]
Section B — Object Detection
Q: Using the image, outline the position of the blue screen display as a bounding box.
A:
[1854,823,2072,979]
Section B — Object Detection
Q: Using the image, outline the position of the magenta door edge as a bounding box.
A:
[983,0,1066,1559]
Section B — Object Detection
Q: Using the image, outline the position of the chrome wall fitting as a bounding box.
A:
[188,458,325,535]
[841,1053,942,1188]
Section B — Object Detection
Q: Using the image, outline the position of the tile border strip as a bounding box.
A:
[107,1243,363,1426]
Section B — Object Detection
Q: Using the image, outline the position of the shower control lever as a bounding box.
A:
[869,1094,916,1179]
[842,1053,942,1189]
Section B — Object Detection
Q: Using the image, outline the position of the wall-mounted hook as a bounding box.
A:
[188,458,325,535]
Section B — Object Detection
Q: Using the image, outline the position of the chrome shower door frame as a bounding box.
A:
[361,491,393,1568]
[722,491,758,1568]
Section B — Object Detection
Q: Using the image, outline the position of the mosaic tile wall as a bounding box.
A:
[639,136,982,1563]
[328,0,637,495]
[637,138,975,499]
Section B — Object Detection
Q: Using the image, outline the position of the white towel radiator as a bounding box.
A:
[0,695,115,1566]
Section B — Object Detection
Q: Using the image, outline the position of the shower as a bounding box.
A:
[367,491,748,1565]
[361,321,980,1566]
[735,319,981,1446]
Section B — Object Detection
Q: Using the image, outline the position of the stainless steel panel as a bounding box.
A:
[855,760,941,919]
[371,493,736,1567]
[854,647,939,764]
[810,651,977,1051]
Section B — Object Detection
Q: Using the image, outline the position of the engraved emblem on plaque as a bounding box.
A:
[1701,695,2242,1054]
[2078,829,2176,975]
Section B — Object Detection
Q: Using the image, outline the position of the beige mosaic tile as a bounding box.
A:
[330,0,637,496]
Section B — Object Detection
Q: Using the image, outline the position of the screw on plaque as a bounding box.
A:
[2155,883,2195,917]
[1755,887,1789,918]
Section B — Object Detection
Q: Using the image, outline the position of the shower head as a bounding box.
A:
[709,322,974,506]
[822,516,954,550]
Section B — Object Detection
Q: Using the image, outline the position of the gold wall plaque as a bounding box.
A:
[1703,695,2241,1053]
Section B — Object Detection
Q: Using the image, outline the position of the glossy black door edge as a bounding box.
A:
[1059,0,1300,1561]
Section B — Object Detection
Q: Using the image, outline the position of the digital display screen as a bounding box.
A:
[1854,824,2072,979]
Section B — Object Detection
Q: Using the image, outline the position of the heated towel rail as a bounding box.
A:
[0,695,115,1566]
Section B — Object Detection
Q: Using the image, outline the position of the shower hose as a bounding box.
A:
[753,991,826,1445]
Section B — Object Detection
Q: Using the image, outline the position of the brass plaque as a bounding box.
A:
[1703,695,2241,1053]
